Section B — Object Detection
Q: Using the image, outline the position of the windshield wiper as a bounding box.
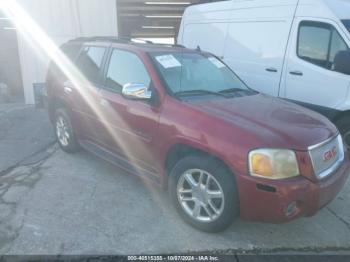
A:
[218,88,247,94]
[175,89,227,97]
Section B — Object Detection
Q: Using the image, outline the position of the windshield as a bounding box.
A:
[343,20,350,33]
[149,52,249,95]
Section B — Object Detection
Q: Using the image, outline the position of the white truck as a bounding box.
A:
[178,0,350,147]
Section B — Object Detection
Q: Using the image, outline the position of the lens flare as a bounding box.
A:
[0,0,162,193]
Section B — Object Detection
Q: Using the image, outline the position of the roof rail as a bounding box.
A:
[151,43,186,48]
[68,36,153,44]
[129,38,154,44]
[173,44,185,48]
[67,36,186,49]
[68,36,126,43]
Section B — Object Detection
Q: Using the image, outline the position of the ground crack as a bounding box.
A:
[0,142,57,177]
[0,145,58,252]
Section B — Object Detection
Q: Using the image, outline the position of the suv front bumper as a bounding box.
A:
[237,157,350,223]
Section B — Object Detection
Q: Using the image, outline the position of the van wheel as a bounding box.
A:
[169,155,239,233]
[54,108,79,153]
[335,117,350,151]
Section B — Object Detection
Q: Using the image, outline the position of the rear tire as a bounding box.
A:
[169,154,239,233]
[335,116,350,151]
[54,108,79,153]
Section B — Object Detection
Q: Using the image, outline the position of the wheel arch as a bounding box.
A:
[164,143,235,179]
[332,110,350,124]
[48,96,71,123]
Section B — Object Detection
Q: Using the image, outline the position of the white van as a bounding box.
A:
[178,0,350,147]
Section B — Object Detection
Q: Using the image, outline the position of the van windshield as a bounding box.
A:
[342,20,350,33]
[149,51,250,96]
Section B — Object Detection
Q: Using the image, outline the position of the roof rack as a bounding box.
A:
[129,38,154,44]
[68,36,128,44]
[68,36,153,44]
[67,36,185,48]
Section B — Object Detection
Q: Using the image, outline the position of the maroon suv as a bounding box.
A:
[46,37,350,232]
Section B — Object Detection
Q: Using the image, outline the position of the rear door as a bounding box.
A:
[65,43,109,144]
[280,18,350,110]
[98,47,161,175]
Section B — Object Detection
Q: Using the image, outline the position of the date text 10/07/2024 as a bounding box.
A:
[127,256,220,261]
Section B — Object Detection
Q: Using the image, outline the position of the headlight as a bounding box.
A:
[248,149,300,179]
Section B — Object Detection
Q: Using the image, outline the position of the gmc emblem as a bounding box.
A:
[323,146,337,162]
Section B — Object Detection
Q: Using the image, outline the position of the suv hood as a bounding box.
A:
[186,94,338,151]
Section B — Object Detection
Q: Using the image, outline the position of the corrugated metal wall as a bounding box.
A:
[15,0,118,104]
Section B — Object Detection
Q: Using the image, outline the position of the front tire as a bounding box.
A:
[54,108,79,153]
[169,155,239,233]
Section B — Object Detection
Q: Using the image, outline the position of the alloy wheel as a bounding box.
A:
[177,169,225,222]
[56,116,70,147]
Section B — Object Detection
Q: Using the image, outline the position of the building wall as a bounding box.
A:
[0,28,23,98]
[16,0,118,104]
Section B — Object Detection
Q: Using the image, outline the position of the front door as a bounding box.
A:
[98,48,161,175]
[280,18,350,110]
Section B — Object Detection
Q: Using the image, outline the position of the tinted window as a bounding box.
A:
[76,46,106,83]
[105,49,150,92]
[342,20,350,34]
[298,21,349,70]
[49,44,82,78]
[61,44,82,62]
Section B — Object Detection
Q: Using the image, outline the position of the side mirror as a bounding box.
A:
[334,50,350,75]
[122,83,152,100]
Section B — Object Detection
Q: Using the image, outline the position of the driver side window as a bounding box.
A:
[297,21,349,72]
[105,49,151,93]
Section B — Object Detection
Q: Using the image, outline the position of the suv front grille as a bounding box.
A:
[308,135,345,180]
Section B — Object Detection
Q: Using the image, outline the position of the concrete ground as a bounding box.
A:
[0,104,350,257]
[0,143,349,256]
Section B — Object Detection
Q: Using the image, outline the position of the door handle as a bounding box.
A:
[63,80,74,95]
[64,86,73,94]
[100,98,110,108]
[266,67,278,73]
[290,71,303,76]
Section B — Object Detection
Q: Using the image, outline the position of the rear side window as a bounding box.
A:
[76,46,106,84]
[61,43,82,62]
[48,43,82,78]
[105,49,150,93]
[297,21,349,71]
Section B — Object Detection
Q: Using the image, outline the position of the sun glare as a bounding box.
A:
[0,0,161,184]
